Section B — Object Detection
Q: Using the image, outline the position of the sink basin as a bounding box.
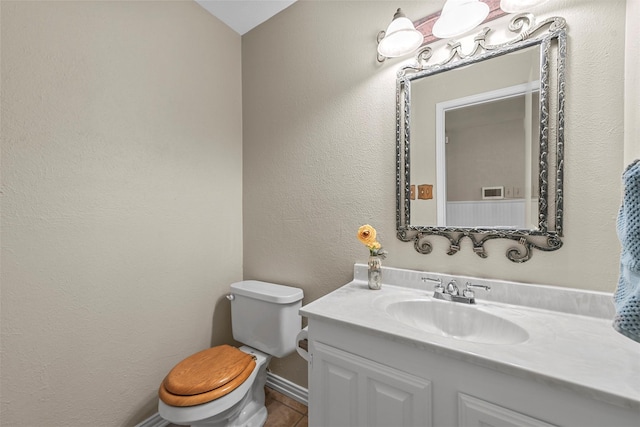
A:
[385,299,529,345]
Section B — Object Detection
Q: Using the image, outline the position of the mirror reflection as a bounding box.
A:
[444,91,540,229]
[410,46,540,228]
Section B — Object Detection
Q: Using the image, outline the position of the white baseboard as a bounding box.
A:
[136,372,308,427]
[265,371,309,406]
[136,412,170,427]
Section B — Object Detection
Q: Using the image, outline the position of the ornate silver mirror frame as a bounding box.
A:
[396,14,566,262]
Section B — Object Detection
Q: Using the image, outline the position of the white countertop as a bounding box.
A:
[300,264,640,411]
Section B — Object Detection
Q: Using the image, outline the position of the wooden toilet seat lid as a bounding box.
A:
[159,345,256,407]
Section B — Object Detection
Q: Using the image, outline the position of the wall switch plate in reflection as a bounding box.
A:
[418,184,433,200]
[514,187,522,197]
[410,185,416,200]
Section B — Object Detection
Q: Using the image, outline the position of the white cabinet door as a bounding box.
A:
[310,341,432,427]
[458,393,557,427]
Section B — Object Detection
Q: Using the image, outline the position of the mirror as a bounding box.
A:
[396,14,566,262]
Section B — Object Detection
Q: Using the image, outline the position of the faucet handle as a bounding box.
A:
[422,277,445,293]
[463,282,490,299]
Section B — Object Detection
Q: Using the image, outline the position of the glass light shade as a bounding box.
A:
[377,9,424,58]
[500,0,549,13]
[432,0,490,39]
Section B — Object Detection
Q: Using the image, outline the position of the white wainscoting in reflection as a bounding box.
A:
[446,199,526,228]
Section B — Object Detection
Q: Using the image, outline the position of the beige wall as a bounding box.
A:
[625,0,640,165]
[243,0,628,387]
[1,1,242,425]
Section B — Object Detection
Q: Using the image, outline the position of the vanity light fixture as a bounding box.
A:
[377,8,424,62]
[500,0,550,13]
[432,0,490,39]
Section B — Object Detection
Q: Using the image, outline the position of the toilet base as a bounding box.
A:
[191,402,266,427]
[190,369,268,427]
[159,347,271,427]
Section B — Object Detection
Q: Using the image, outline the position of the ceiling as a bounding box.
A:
[195,0,298,35]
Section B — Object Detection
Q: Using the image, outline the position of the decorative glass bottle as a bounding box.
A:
[368,254,382,290]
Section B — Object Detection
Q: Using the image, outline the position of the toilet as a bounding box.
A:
[158,280,304,427]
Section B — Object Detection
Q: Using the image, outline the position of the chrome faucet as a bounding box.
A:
[431,279,490,304]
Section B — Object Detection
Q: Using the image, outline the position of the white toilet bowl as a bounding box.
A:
[158,281,303,427]
[158,346,270,427]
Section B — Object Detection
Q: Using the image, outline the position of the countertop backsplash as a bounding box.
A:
[353,264,615,320]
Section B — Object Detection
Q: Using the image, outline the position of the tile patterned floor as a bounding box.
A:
[264,386,308,427]
[166,386,308,427]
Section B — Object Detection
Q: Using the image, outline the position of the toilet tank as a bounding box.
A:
[230,281,304,358]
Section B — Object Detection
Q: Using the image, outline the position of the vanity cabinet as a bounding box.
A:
[310,341,432,427]
[305,318,638,427]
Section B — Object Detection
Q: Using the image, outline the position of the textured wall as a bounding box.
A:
[625,0,640,165]
[1,1,242,425]
[242,0,628,387]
